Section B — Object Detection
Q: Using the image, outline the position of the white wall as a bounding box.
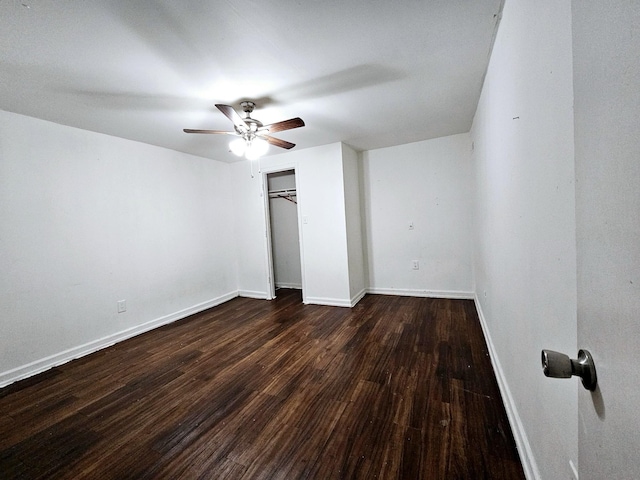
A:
[0,110,237,386]
[296,143,351,305]
[341,144,366,304]
[572,2,640,478]
[233,143,357,306]
[470,1,577,478]
[362,133,474,298]
[231,159,272,299]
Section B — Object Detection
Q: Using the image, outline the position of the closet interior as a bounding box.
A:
[267,170,302,293]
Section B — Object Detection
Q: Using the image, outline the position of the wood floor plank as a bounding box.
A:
[0,290,525,479]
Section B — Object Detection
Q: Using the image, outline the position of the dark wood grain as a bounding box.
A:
[0,290,525,479]
[264,117,305,133]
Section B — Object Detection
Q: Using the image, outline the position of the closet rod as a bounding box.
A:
[268,188,297,204]
[268,188,297,196]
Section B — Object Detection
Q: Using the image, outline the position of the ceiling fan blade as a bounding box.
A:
[263,117,305,133]
[263,135,295,150]
[183,129,235,134]
[216,104,248,130]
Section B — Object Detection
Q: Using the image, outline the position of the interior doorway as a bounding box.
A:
[264,169,303,300]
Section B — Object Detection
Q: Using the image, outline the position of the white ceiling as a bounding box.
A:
[0,0,503,162]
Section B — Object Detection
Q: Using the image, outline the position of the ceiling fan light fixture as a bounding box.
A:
[229,137,246,156]
[185,102,303,160]
[247,137,269,159]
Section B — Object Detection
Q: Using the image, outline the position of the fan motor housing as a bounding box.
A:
[240,101,255,112]
[239,101,263,130]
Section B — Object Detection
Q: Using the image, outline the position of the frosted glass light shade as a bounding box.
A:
[245,137,269,160]
[229,138,246,156]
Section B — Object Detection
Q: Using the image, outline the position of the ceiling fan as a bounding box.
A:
[183,101,305,160]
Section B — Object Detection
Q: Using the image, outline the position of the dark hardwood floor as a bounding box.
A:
[0,290,525,479]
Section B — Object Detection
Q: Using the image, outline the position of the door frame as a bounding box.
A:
[260,165,306,302]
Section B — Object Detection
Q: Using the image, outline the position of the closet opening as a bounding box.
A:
[264,169,303,301]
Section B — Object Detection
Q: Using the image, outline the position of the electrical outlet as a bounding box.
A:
[412,260,419,270]
[117,300,126,313]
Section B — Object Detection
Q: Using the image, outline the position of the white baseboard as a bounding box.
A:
[275,283,302,289]
[350,288,366,307]
[237,290,269,299]
[366,287,474,300]
[303,296,353,307]
[474,294,540,480]
[0,290,238,389]
[277,288,363,307]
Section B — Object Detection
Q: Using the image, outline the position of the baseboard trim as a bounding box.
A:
[275,283,302,290]
[0,290,239,389]
[350,288,366,307]
[238,290,269,299]
[366,287,474,300]
[474,294,540,480]
[303,296,353,308]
